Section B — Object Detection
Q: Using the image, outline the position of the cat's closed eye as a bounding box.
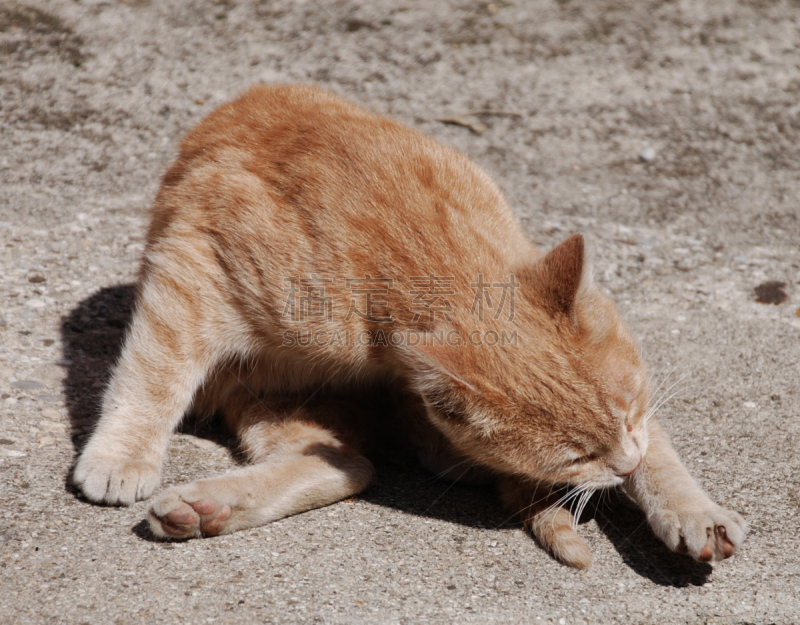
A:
[565,452,595,466]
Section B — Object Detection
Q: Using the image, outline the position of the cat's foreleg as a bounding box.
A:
[499,478,592,569]
[148,419,374,539]
[623,419,747,562]
[73,277,218,505]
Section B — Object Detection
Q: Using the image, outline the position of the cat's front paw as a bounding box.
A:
[73,451,161,505]
[649,500,747,562]
[148,488,232,539]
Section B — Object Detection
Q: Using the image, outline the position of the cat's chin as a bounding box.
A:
[582,478,625,490]
[567,474,626,491]
[554,468,627,491]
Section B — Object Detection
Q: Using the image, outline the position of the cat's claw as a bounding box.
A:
[73,453,160,505]
[650,503,746,562]
[149,491,232,539]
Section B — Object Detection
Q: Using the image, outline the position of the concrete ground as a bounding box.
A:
[1,0,799,623]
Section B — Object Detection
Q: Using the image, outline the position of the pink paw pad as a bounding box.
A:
[698,542,714,562]
[193,499,231,536]
[164,506,198,528]
[716,526,735,559]
[157,502,199,538]
[156,499,232,539]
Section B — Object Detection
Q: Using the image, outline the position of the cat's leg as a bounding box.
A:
[72,276,220,505]
[624,419,747,562]
[147,411,374,539]
[499,478,592,569]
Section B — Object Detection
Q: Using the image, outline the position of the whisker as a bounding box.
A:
[492,473,573,530]
[568,484,594,532]
[518,485,577,531]
[572,489,585,530]
[422,458,475,484]
[516,485,571,522]
[647,365,679,408]
[643,372,691,424]
[493,483,554,529]
[548,490,580,534]
[574,487,595,530]
[645,381,696,424]
[422,461,478,515]
[565,488,582,531]
[543,484,589,533]
[648,372,689,412]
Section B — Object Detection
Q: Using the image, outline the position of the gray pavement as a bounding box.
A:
[1,1,799,623]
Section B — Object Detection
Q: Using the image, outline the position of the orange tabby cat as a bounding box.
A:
[72,85,746,568]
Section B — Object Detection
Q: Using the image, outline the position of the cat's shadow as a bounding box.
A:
[62,283,137,458]
[61,284,234,459]
[62,284,712,588]
[356,468,711,587]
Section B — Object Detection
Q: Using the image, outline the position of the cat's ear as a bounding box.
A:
[397,334,478,395]
[520,234,591,324]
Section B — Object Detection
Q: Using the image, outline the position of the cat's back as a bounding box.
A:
[149,85,534,282]
[163,84,465,198]
[172,84,389,173]
[173,84,469,182]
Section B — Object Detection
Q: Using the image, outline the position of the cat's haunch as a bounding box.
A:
[72,85,746,568]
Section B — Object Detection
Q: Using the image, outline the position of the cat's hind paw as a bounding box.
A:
[148,489,232,539]
[73,452,160,506]
[650,503,747,562]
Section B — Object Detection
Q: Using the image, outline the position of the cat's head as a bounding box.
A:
[401,234,649,489]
